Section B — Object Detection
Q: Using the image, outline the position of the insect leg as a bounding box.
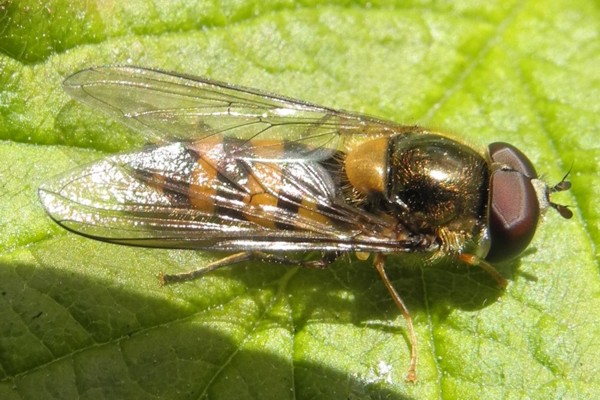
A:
[159,251,341,285]
[228,251,341,269]
[159,252,254,285]
[373,254,418,383]
[458,253,508,289]
[301,251,342,269]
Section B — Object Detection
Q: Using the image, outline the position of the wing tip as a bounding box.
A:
[62,66,134,91]
[63,67,100,88]
[38,185,67,221]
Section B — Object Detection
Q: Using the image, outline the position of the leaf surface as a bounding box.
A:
[1,1,599,399]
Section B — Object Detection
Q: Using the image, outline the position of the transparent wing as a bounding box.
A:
[62,66,409,160]
[39,141,406,253]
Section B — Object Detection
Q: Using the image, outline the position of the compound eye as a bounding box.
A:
[489,142,538,178]
[486,169,540,262]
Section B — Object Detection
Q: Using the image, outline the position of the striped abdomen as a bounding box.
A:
[130,138,349,232]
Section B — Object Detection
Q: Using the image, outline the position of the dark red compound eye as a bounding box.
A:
[485,143,540,262]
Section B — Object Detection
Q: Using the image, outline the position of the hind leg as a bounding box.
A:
[159,251,341,285]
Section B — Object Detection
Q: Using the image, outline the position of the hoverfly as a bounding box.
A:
[39,66,572,382]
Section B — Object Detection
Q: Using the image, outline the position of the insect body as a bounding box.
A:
[39,66,572,382]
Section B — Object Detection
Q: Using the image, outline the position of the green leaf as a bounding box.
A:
[1,1,599,399]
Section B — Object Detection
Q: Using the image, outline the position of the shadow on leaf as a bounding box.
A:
[0,256,420,399]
